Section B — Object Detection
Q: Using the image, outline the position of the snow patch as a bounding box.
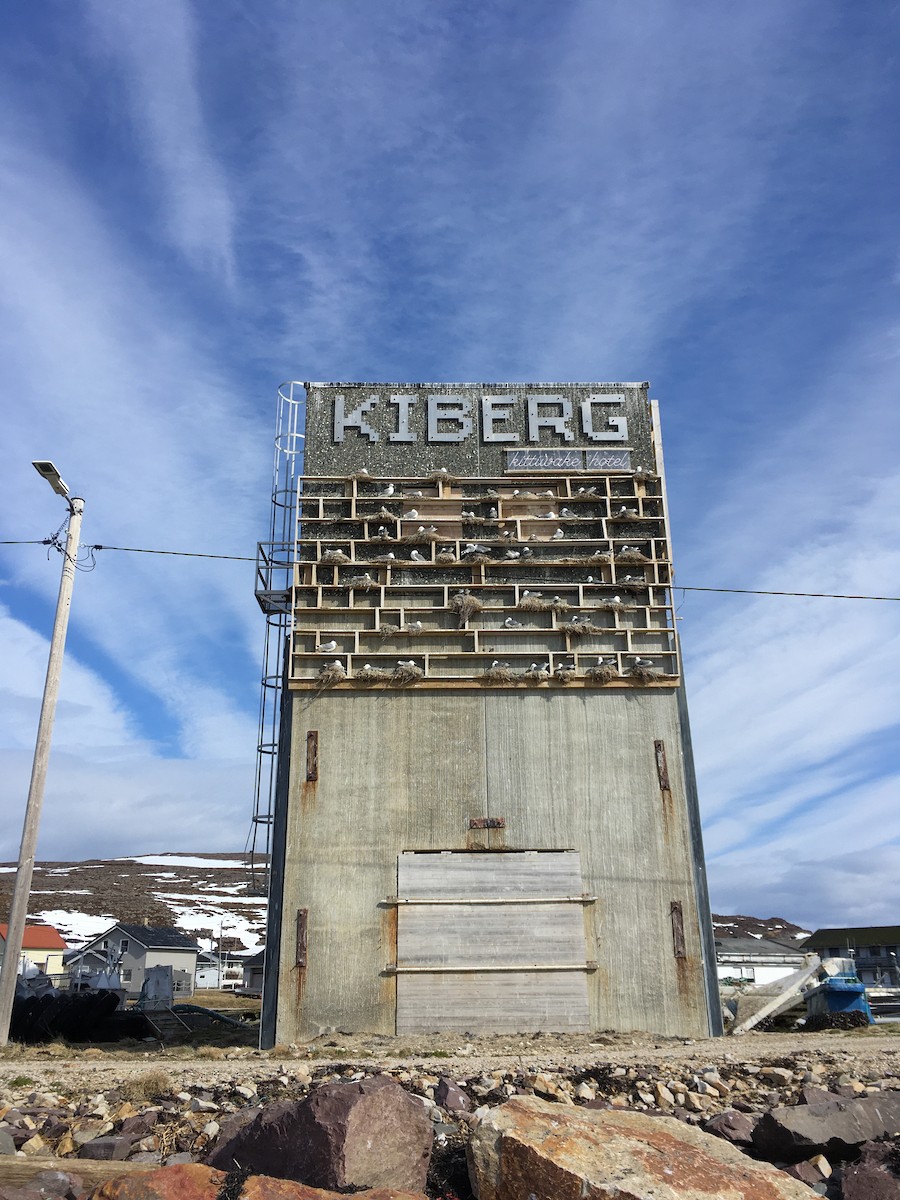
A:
[122,855,249,868]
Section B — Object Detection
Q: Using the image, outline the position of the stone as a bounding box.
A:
[840,1140,900,1199]
[120,1112,159,1140]
[704,1109,759,1146]
[27,1168,84,1196]
[85,1163,225,1199]
[0,1128,16,1155]
[467,1095,817,1200]
[80,1136,134,1161]
[206,1075,432,1193]
[798,1087,834,1107]
[434,1079,470,1112]
[654,1083,676,1108]
[782,1162,822,1186]
[243,1182,428,1200]
[753,1092,900,1159]
[759,1067,795,1085]
[21,1134,47,1155]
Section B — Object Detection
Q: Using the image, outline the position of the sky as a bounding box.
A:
[1,1,898,932]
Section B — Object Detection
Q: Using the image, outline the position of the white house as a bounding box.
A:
[76,923,200,999]
[716,937,807,985]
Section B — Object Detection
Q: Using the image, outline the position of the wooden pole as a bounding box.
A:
[0,496,84,1046]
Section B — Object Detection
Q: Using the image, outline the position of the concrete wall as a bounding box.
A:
[271,686,713,1042]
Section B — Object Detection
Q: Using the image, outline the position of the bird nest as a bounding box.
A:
[463,552,494,564]
[403,530,441,544]
[376,506,397,519]
[392,663,424,684]
[401,624,425,636]
[627,665,665,682]
[436,550,457,564]
[315,663,346,687]
[559,621,602,637]
[633,470,659,483]
[480,665,518,685]
[585,664,619,684]
[524,667,550,683]
[615,550,650,564]
[346,576,377,591]
[517,596,551,611]
[354,665,392,683]
[370,533,396,543]
[549,600,571,614]
[553,667,577,684]
[594,600,626,612]
[589,552,612,564]
[321,550,351,564]
[550,556,592,566]
[348,470,376,482]
[461,515,489,525]
[448,594,484,626]
[378,624,400,639]
[426,469,459,483]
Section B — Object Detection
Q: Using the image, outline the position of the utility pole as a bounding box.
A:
[0,464,83,1046]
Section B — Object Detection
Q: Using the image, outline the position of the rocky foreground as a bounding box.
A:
[4,1029,900,1197]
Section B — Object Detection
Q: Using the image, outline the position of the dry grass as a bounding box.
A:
[463,552,493,563]
[376,506,397,519]
[320,549,351,564]
[449,593,484,626]
[316,662,346,686]
[370,533,396,543]
[437,550,457,564]
[554,666,577,684]
[480,665,518,684]
[349,470,377,482]
[461,514,488,525]
[594,600,626,612]
[378,624,400,639]
[517,596,551,611]
[549,600,571,614]
[588,552,612,564]
[347,575,377,590]
[524,666,550,683]
[354,665,392,682]
[633,471,659,483]
[392,663,424,684]
[426,470,459,483]
[586,663,619,684]
[615,550,650,564]
[122,1069,173,1103]
[559,621,602,637]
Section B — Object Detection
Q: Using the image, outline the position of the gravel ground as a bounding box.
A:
[3,1027,900,1093]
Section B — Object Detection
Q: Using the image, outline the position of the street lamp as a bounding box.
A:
[0,463,84,1046]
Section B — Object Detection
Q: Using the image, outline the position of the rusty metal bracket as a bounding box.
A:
[468,816,506,829]
[296,908,308,967]
[670,900,686,958]
[306,731,318,781]
[654,739,670,791]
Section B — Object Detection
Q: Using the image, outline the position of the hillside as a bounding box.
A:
[0,852,808,952]
[0,853,267,951]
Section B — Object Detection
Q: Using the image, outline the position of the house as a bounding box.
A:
[195,949,247,991]
[802,927,900,987]
[77,923,200,999]
[715,937,807,985]
[241,949,265,995]
[0,923,68,977]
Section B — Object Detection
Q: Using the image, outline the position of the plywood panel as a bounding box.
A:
[398,902,586,967]
[397,970,590,1033]
[398,851,583,898]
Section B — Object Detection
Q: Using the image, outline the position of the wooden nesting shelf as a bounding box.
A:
[288,471,680,691]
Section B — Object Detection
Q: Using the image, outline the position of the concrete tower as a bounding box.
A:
[260,383,722,1044]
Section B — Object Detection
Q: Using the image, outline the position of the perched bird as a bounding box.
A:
[577,486,597,495]
[404,490,424,498]
[433,466,451,477]
[491,659,510,668]
[329,659,344,669]
[540,489,555,498]
[486,488,500,498]
[517,489,537,498]
[616,505,639,517]
[522,590,542,598]
[591,549,608,559]
[397,659,419,668]
[406,621,423,631]
[551,528,565,540]
[462,510,477,519]
[410,549,426,562]
[501,529,515,540]
[504,616,523,628]
[419,524,438,534]
[488,507,498,519]
[621,574,644,584]
[356,467,370,476]
[377,506,395,519]
[620,545,638,553]
[373,552,396,563]
[401,508,419,520]
[318,641,338,653]
[586,575,595,584]
[611,595,622,604]
[520,546,533,557]
[349,573,373,587]
[527,534,540,541]
[538,510,557,520]
[440,545,454,554]
[505,550,521,559]
[551,595,564,605]
[380,483,395,497]
[560,507,576,518]
[631,656,656,668]
[377,525,389,537]
[463,543,488,554]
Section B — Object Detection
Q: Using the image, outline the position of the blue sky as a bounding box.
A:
[1,1,898,930]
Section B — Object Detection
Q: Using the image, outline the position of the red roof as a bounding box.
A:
[0,923,67,950]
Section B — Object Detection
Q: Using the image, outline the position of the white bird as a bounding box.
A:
[373,552,396,563]
[616,505,638,516]
[363,663,373,669]
[377,525,390,537]
[591,549,608,559]
[540,490,555,498]
[404,490,423,498]
[551,596,564,604]
[421,524,438,534]
[381,483,395,497]
[522,589,542,597]
[402,509,419,520]
[621,574,643,583]
[621,545,638,552]
[612,595,622,604]
[577,486,598,496]
[377,506,395,519]
[631,656,655,667]
[433,466,450,476]
[462,510,476,519]
[406,621,423,631]
[463,543,488,554]
[441,545,454,553]
[318,641,338,653]
[356,467,370,476]
[488,507,498,519]
[521,546,533,557]
[586,575,595,584]
[491,660,510,668]
[349,573,373,587]
[501,529,515,539]
[410,549,426,561]
[452,588,470,598]
[517,489,537,498]
[560,508,576,518]
[538,510,557,520]
[551,528,565,540]
[397,659,418,668]
[486,488,500,498]
[329,659,344,668]
[505,550,520,559]
[504,617,523,627]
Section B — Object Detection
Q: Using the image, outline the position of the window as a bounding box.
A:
[101,939,109,949]
[828,947,840,957]
[120,940,129,954]
[870,946,882,957]
[120,969,132,983]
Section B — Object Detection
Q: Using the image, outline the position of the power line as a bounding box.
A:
[3,538,899,601]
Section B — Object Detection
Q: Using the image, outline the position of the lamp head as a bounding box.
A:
[32,461,69,498]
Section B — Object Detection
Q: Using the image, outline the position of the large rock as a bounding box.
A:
[704,1109,759,1146]
[206,1075,432,1192]
[840,1141,900,1200]
[752,1092,900,1160]
[85,1163,428,1200]
[467,1096,816,1199]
